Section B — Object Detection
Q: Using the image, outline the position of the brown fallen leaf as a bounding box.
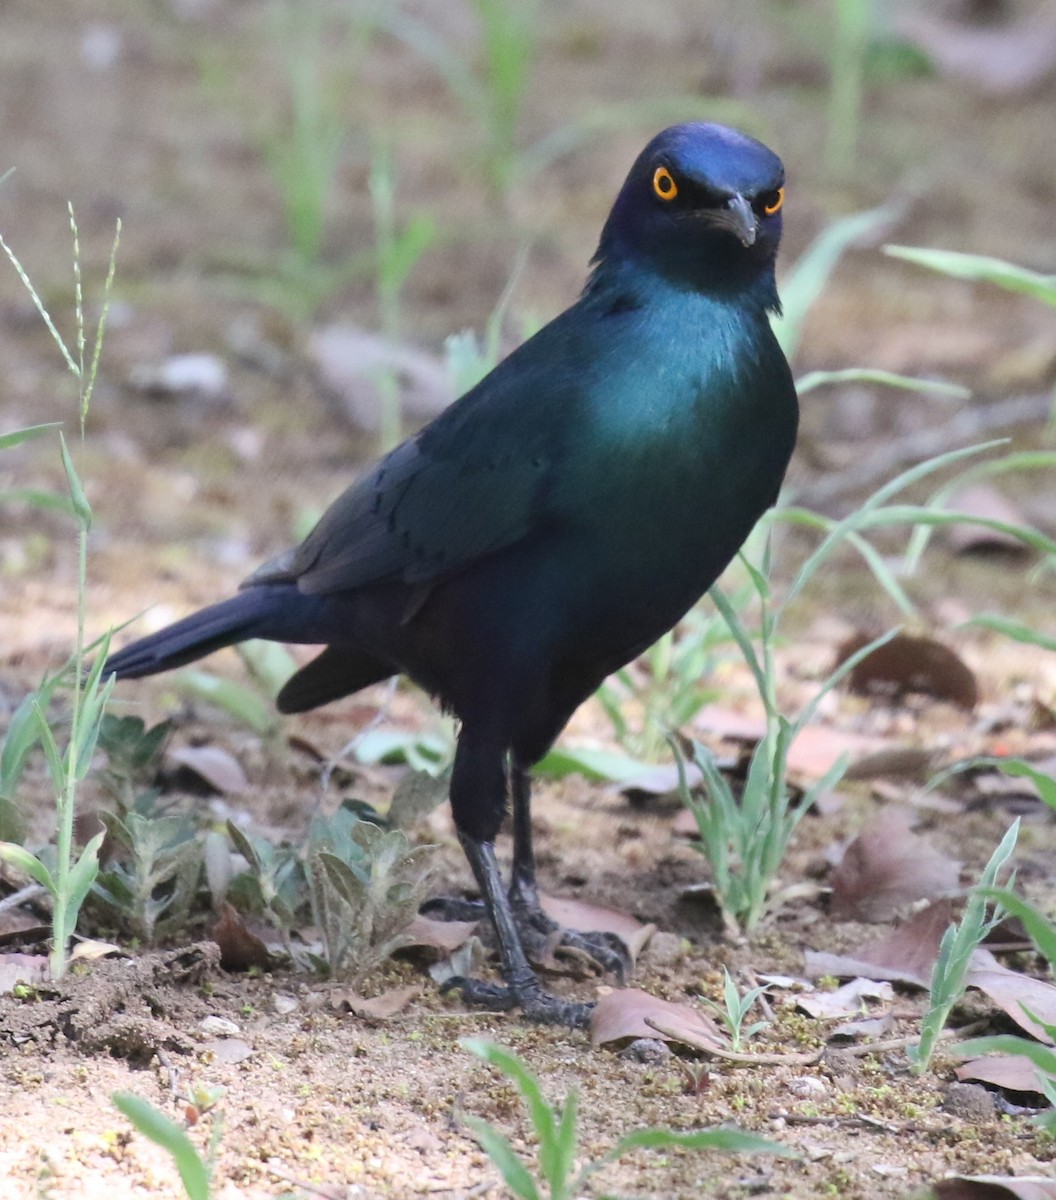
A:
[967,950,1056,1043]
[895,4,1056,96]
[837,631,978,711]
[211,902,270,970]
[0,952,48,994]
[333,985,419,1020]
[590,987,722,1049]
[785,725,888,783]
[933,1178,1056,1200]
[804,899,954,987]
[830,808,961,922]
[943,483,1031,556]
[168,744,249,795]
[796,978,894,1020]
[402,913,479,955]
[70,938,122,962]
[957,1053,1048,1095]
[540,893,655,965]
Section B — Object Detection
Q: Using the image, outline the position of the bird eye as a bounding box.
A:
[652,166,678,202]
[760,187,785,216]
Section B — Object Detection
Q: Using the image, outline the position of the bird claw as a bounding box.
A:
[423,894,631,982]
[441,975,594,1029]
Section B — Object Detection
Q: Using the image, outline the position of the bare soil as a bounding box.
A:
[2,1,1056,1197]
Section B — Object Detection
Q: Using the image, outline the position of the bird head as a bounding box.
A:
[594,123,786,304]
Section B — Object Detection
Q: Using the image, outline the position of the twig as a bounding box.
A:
[154,1048,181,1101]
[645,1019,824,1065]
[828,1018,989,1059]
[0,884,46,913]
[743,966,776,1022]
[796,391,1053,510]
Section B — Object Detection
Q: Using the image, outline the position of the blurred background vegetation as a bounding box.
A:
[1,0,1054,644]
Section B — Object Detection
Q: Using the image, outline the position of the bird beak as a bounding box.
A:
[708,194,758,248]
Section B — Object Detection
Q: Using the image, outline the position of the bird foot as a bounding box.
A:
[440,975,594,1029]
[422,894,631,982]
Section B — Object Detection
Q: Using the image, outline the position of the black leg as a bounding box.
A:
[509,760,539,907]
[440,730,592,1028]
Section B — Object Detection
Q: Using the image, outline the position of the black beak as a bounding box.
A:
[708,194,758,248]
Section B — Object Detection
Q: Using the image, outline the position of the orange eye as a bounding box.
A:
[652,166,678,201]
[763,186,785,216]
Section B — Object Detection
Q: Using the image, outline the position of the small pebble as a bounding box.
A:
[199,1015,241,1037]
[941,1081,995,1121]
[642,931,687,966]
[618,1037,671,1064]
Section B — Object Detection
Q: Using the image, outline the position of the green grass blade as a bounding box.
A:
[461,1040,556,1147]
[773,204,899,360]
[796,368,969,399]
[0,422,62,450]
[963,615,1056,653]
[547,1087,578,1197]
[885,246,1056,307]
[957,1035,1056,1079]
[976,887,1056,966]
[113,1093,211,1200]
[580,1125,793,1186]
[461,1115,541,1200]
[175,671,276,735]
[58,432,91,529]
[0,843,55,893]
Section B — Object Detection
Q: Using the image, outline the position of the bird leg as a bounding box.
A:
[425,753,630,989]
[506,762,631,980]
[442,833,594,1027]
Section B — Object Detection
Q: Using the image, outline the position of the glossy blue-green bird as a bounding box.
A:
[105,123,798,1025]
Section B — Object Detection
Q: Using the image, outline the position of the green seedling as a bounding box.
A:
[0,204,120,979]
[306,804,436,981]
[370,138,439,451]
[702,968,772,1052]
[94,713,172,815]
[94,800,203,943]
[461,1038,793,1200]
[225,820,305,945]
[910,819,1019,1072]
[113,1092,216,1200]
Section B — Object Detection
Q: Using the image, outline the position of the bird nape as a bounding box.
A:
[104,122,799,1028]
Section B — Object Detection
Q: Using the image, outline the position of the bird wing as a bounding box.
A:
[255,350,566,597]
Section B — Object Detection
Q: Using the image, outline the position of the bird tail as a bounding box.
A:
[104,586,305,680]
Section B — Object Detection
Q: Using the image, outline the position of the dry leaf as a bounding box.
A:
[895,5,1056,95]
[957,1054,1047,1094]
[943,483,1031,555]
[211,902,270,970]
[590,987,722,1049]
[0,911,48,943]
[967,950,1056,1043]
[692,705,767,742]
[785,725,887,782]
[830,809,961,922]
[828,1014,893,1041]
[334,985,419,1019]
[402,913,478,955]
[168,745,249,795]
[70,938,122,962]
[0,953,48,994]
[805,899,954,987]
[837,632,978,710]
[796,978,893,1020]
[933,1178,1056,1200]
[540,893,655,964]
